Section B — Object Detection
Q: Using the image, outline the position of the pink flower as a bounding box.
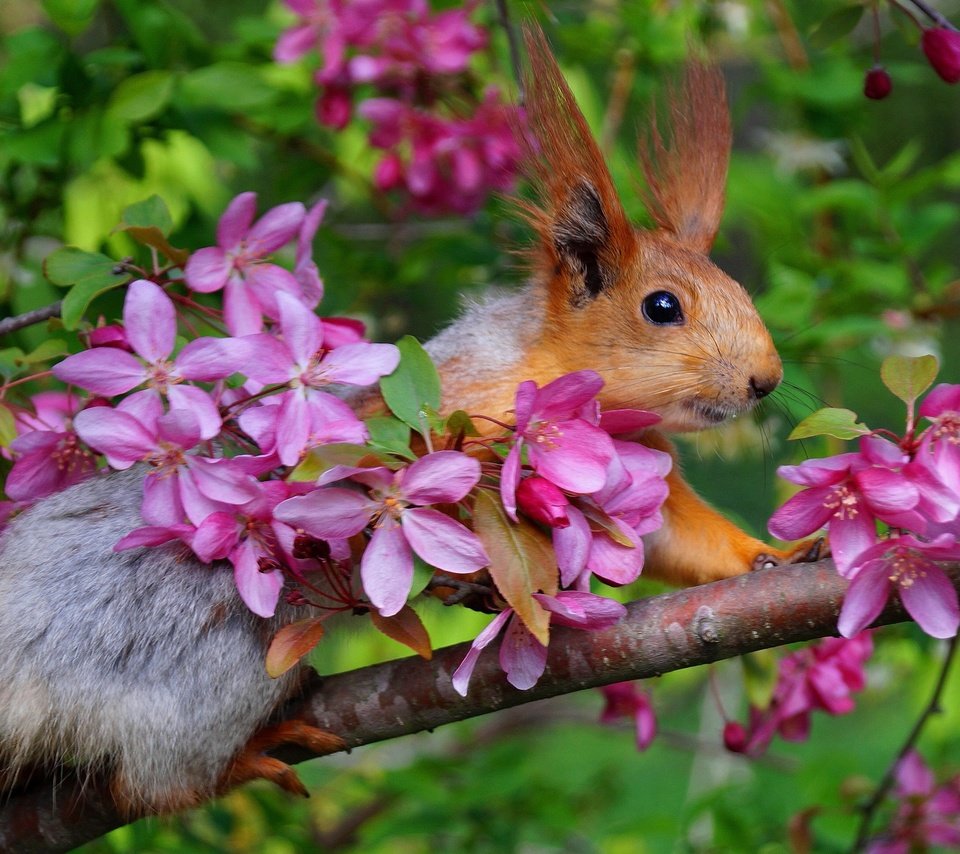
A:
[184,192,306,335]
[451,591,626,696]
[867,751,960,853]
[72,406,258,527]
[295,199,327,307]
[922,27,960,84]
[838,535,960,639]
[52,279,234,439]
[274,450,487,616]
[241,292,397,465]
[6,392,96,501]
[769,436,924,576]
[599,682,657,751]
[499,371,616,522]
[726,633,873,756]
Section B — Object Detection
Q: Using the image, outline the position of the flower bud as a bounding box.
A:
[922,27,960,84]
[86,323,131,351]
[516,476,570,529]
[722,721,748,753]
[863,66,892,100]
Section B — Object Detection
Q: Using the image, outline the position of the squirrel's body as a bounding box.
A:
[0,30,821,815]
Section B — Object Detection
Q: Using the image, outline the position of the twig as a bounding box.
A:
[849,634,959,852]
[900,0,960,31]
[0,301,62,337]
[494,0,525,103]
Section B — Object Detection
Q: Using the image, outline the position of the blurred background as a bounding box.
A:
[2,0,959,850]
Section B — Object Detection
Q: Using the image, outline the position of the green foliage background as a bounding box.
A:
[2,0,960,850]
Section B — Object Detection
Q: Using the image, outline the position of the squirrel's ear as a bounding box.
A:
[520,26,634,307]
[638,63,731,254]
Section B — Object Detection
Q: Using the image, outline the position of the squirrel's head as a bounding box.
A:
[520,29,781,433]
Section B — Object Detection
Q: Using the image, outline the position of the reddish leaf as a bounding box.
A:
[370,604,433,659]
[472,489,557,645]
[265,617,325,678]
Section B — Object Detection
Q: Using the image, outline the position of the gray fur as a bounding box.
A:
[0,468,302,809]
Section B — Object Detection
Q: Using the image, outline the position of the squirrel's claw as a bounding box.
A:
[220,719,345,798]
[751,536,829,571]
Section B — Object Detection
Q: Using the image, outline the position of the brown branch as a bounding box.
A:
[2,559,959,852]
[0,302,62,337]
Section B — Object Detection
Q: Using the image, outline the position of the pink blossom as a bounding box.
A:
[240,292,397,465]
[516,476,570,528]
[6,392,95,501]
[867,751,960,853]
[72,406,258,527]
[726,633,874,756]
[451,591,626,696]
[599,682,657,751]
[52,279,234,439]
[86,324,130,351]
[839,535,960,639]
[769,436,925,575]
[499,371,615,522]
[274,450,487,616]
[184,192,306,335]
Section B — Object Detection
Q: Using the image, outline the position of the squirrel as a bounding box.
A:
[0,29,821,818]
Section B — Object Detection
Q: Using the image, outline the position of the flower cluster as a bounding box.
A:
[274,0,522,213]
[867,751,960,853]
[5,191,669,701]
[768,374,960,640]
[724,633,873,757]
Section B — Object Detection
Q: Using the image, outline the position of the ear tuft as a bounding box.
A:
[519,26,634,306]
[638,62,731,254]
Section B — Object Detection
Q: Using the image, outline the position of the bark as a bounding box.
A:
[2,558,958,853]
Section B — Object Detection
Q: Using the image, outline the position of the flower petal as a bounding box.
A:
[232,540,283,618]
[401,507,489,573]
[217,192,257,249]
[124,279,175,362]
[53,349,144,396]
[274,487,375,539]
[167,384,222,441]
[900,564,960,638]
[176,336,250,381]
[276,290,322,367]
[533,370,604,421]
[192,511,240,562]
[499,442,522,522]
[184,246,231,293]
[767,485,835,541]
[73,407,156,466]
[401,450,481,505]
[554,505,591,586]
[275,390,310,467]
[141,470,185,527]
[319,342,400,386]
[838,560,891,638]
[451,609,512,697]
[223,276,264,336]
[500,615,548,690]
[361,516,413,617]
[246,202,305,256]
[528,420,613,495]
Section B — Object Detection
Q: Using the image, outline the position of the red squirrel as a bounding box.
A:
[0,29,820,815]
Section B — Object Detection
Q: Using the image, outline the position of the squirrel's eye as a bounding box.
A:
[642,290,684,325]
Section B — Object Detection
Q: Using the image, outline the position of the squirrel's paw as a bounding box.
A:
[751,536,829,571]
[220,719,345,798]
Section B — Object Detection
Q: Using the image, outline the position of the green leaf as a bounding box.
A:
[60,277,130,330]
[43,247,123,287]
[121,195,173,235]
[444,409,480,439]
[809,5,865,49]
[472,489,557,646]
[0,404,17,449]
[265,617,325,678]
[370,605,433,660]
[105,70,174,123]
[410,555,436,599]
[22,339,67,364]
[178,63,277,111]
[42,0,100,35]
[0,348,26,380]
[288,443,371,482]
[881,354,939,406]
[788,407,871,441]
[365,415,416,460]
[17,82,58,128]
[379,336,442,434]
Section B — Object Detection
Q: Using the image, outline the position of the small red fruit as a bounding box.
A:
[863,65,892,100]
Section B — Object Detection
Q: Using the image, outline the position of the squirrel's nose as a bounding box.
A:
[749,374,779,400]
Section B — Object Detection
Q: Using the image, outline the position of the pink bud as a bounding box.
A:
[723,721,748,753]
[87,324,131,351]
[863,66,892,100]
[373,152,404,191]
[316,86,352,130]
[516,476,570,529]
[922,27,960,84]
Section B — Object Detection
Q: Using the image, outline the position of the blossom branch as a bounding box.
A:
[850,633,959,852]
[0,301,62,337]
[2,558,959,853]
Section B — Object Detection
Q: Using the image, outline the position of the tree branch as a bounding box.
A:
[3,559,959,853]
[0,302,62,337]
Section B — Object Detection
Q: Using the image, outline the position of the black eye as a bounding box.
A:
[642,290,684,325]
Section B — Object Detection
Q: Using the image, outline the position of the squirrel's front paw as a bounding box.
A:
[751,536,829,571]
